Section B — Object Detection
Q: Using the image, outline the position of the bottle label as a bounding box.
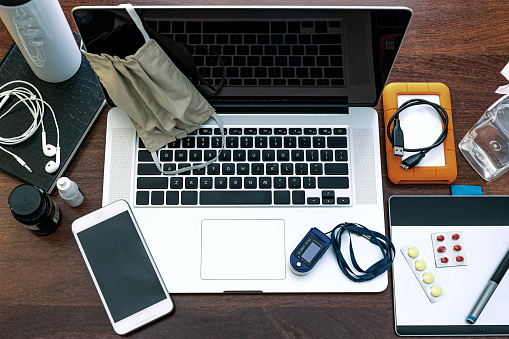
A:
[66,190,84,207]
[52,203,60,224]
[22,224,40,231]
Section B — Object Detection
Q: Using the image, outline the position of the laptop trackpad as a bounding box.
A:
[201,219,286,280]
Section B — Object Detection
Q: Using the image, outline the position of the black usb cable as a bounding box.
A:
[387,98,449,169]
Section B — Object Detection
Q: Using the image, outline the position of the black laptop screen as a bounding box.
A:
[73,6,412,110]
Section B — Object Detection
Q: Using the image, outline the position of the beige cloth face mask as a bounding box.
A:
[82,4,224,175]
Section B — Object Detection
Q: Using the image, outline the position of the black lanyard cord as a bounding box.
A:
[328,223,396,282]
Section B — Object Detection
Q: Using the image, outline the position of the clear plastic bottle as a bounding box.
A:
[57,177,84,207]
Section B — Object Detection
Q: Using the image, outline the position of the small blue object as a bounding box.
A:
[289,228,331,275]
[451,185,483,196]
[466,315,477,324]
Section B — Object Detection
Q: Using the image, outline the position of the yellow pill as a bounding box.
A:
[422,273,434,284]
[415,260,426,271]
[407,247,419,258]
[430,285,442,297]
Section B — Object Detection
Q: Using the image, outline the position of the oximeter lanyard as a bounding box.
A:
[328,223,395,282]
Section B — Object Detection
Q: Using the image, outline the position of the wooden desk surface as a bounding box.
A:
[1,1,508,337]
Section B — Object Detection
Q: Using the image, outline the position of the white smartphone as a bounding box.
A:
[72,200,173,335]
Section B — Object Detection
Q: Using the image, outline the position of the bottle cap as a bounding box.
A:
[8,184,45,219]
[57,177,71,193]
[0,0,31,6]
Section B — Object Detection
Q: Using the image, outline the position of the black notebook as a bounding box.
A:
[0,34,106,193]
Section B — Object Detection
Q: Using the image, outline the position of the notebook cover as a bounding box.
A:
[0,33,106,193]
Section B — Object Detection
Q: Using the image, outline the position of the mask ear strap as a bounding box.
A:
[150,112,225,175]
[120,4,150,43]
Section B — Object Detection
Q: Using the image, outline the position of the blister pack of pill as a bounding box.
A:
[431,231,467,268]
[400,242,446,303]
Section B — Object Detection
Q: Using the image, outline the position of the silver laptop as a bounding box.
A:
[73,6,412,293]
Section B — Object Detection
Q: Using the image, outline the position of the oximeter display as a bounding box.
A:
[290,228,331,275]
[301,242,321,263]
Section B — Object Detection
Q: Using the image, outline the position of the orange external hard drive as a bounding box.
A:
[382,82,457,184]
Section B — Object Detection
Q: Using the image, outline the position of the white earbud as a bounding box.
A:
[45,146,60,174]
[41,131,57,157]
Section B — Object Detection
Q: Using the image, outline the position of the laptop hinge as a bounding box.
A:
[211,103,349,114]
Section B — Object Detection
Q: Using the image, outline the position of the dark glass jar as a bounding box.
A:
[8,184,61,235]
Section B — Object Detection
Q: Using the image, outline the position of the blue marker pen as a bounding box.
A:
[466,248,509,324]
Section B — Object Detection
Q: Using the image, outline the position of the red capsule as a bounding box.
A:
[437,235,445,241]
[440,257,449,263]
[452,233,460,240]
[456,256,464,262]
[453,245,462,251]
[437,246,447,253]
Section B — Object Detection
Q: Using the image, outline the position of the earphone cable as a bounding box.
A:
[0,80,59,172]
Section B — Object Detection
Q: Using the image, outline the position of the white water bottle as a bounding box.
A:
[57,177,84,207]
[0,0,81,83]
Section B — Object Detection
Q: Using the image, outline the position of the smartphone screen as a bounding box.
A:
[76,210,167,323]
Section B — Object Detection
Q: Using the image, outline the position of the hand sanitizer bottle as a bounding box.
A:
[57,177,84,207]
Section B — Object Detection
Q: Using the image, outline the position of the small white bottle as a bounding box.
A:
[57,177,84,207]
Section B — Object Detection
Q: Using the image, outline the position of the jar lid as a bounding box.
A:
[8,184,45,219]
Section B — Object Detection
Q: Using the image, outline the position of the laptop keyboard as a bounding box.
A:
[135,126,351,207]
[146,19,344,87]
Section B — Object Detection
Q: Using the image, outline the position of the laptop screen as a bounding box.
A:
[73,6,412,110]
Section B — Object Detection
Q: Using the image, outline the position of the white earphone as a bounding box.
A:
[0,80,60,174]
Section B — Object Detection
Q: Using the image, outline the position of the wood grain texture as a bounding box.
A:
[0,1,508,338]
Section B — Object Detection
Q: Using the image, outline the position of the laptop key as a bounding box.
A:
[215,177,227,189]
[288,177,301,188]
[335,150,348,161]
[181,191,198,205]
[200,191,272,205]
[295,163,308,175]
[298,137,311,148]
[138,150,153,162]
[274,191,290,205]
[252,163,264,175]
[137,177,168,189]
[274,177,286,189]
[262,150,275,161]
[166,191,179,205]
[170,177,183,189]
[292,150,305,162]
[259,177,271,189]
[337,197,350,205]
[248,150,261,161]
[200,177,213,189]
[307,197,320,205]
[310,163,323,175]
[292,191,305,204]
[303,177,316,188]
[151,191,164,205]
[318,177,349,189]
[325,163,348,175]
[136,191,149,205]
[185,177,198,189]
[320,150,334,161]
[313,136,326,148]
[322,190,335,199]
[328,136,347,148]
[138,163,160,175]
[244,177,257,189]
[229,177,242,189]
[334,128,347,135]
